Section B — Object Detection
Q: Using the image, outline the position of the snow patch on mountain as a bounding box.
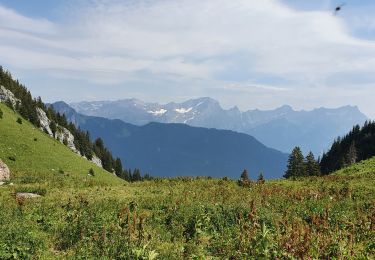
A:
[175,107,193,113]
[148,109,167,116]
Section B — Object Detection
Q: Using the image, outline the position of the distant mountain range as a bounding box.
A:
[53,102,288,179]
[71,97,368,155]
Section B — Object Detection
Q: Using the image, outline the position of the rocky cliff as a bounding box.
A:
[0,87,103,168]
[0,85,20,109]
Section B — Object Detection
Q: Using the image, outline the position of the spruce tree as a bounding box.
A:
[114,158,123,176]
[284,146,305,179]
[119,170,131,181]
[238,169,251,186]
[132,169,142,182]
[240,169,249,182]
[305,151,321,176]
[50,121,57,137]
[257,172,265,182]
[345,141,357,166]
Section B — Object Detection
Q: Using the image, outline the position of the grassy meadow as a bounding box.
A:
[0,102,374,259]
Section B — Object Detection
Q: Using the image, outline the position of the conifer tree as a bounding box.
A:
[238,169,251,186]
[284,146,305,179]
[114,158,123,176]
[257,172,265,182]
[345,141,357,166]
[50,121,57,137]
[240,169,249,182]
[305,151,321,176]
[132,169,142,182]
[119,170,131,181]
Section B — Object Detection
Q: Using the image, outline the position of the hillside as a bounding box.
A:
[0,67,129,179]
[53,101,288,179]
[320,121,375,174]
[1,111,374,259]
[71,98,367,155]
[0,102,122,187]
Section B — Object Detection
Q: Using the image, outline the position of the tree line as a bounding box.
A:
[285,120,375,178]
[0,66,150,182]
[320,121,375,174]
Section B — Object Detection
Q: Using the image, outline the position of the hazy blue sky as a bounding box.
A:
[0,0,375,117]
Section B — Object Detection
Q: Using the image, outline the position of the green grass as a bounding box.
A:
[0,103,122,187]
[0,102,374,259]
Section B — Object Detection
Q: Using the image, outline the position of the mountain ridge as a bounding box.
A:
[53,101,289,179]
[71,97,367,155]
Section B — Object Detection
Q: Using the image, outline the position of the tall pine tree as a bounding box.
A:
[305,151,321,176]
[345,141,357,166]
[114,158,123,176]
[284,146,305,179]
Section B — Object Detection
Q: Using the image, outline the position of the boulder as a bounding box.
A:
[0,159,10,181]
[16,193,41,199]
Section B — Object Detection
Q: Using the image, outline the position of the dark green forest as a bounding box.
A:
[320,122,375,174]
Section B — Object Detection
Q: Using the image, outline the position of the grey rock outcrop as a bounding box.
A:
[0,159,10,181]
[36,107,53,136]
[91,155,103,168]
[37,107,104,168]
[55,126,78,153]
[37,107,103,167]
[16,193,41,199]
[0,85,21,108]
[36,107,78,153]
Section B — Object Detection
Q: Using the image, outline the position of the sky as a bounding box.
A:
[0,0,375,117]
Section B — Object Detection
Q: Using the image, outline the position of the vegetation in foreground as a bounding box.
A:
[0,163,374,259]
[1,100,374,258]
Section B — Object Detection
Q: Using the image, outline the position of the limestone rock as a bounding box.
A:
[55,126,78,153]
[36,107,78,153]
[16,192,41,199]
[91,155,103,168]
[36,107,53,136]
[0,85,21,108]
[0,159,10,181]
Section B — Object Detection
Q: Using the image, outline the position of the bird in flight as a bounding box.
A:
[334,3,346,15]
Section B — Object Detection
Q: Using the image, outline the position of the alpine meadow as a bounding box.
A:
[1,0,375,259]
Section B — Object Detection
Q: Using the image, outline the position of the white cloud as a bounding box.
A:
[0,1,375,116]
[0,5,54,34]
